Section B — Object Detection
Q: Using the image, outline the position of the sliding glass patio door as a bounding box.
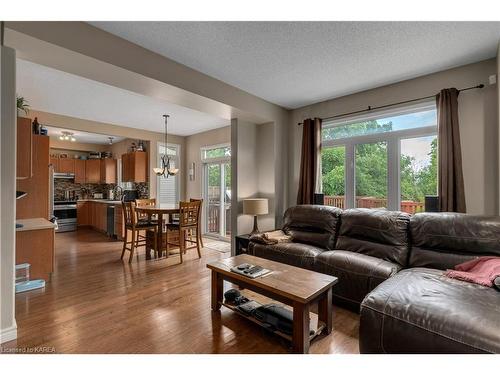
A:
[202,144,231,240]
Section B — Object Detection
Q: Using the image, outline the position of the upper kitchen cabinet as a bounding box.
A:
[16,117,33,179]
[122,151,147,183]
[74,159,86,183]
[58,158,75,174]
[85,159,101,183]
[100,158,117,184]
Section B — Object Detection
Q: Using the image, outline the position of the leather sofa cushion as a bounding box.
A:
[336,208,411,266]
[250,241,323,270]
[314,250,401,304]
[360,268,500,353]
[283,205,341,250]
[409,213,500,269]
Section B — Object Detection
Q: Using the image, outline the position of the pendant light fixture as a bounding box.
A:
[153,114,179,178]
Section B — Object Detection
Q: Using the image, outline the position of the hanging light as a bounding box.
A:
[154,114,179,178]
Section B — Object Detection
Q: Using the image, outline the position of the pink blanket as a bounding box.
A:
[445,256,500,287]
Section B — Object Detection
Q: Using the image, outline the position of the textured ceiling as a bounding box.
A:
[90,21,500,109]
[16,59,230,136]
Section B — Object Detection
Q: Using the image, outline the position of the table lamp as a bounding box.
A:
[243,198,269,235]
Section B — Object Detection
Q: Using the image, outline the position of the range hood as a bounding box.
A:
[54,172,75,179]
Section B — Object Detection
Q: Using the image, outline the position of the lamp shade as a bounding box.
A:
[243,198,268,215]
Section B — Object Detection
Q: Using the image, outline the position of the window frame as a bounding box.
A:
[321,101,437,210]
[156,142,181,205]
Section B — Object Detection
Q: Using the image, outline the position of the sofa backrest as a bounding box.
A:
[335,208,411,267]
[283,205,342,251]
[409,213,500,270]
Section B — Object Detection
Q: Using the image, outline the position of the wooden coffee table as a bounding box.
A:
[207,254,338,353]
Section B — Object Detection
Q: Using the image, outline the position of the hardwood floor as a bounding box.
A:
[2,229,359,354]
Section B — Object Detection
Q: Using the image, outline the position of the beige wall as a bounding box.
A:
[256,123,276,231]
[185,126,231,200]
[50,139,109,153]
[30,110,186,199]
[290,59,499,215]
[498,41,500,213]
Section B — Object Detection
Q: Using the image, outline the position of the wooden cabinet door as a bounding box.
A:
[17,117,33,179]
[121,153,130,182]
[114,205,124,239]
[59,159,75,174]
[85,159,101,183]
[132,152,147,183]
[74,159,86,183]
[77,201,89,226]
[100,159,117,184]
[50,157,60,173]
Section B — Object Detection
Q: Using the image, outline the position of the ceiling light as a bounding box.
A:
[59,131,76,142]
[155,115,179,178]
[108,137,114,145]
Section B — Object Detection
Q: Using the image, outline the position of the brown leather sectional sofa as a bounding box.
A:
[247,205,500,353]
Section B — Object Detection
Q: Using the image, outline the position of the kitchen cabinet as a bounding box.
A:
[85,159,101,183]
[100,158,117,184]
[122,151,147,183]
[114,204,125,240]
[17,135,50,219]
[16,219,56,282]
[74,159,86,183]
[77,201,89,226]
[50,157,60,172]
[58,158,75,174]
[16,117,33,179]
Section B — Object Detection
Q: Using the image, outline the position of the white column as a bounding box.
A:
[0,45,17,344]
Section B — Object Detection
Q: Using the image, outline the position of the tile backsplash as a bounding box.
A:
[54,180,149,201]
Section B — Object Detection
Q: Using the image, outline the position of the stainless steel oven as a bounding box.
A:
[53,201,77,232]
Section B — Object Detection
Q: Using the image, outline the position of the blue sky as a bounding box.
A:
[379,109,437,131]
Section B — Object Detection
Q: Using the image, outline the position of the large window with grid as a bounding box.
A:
[321,101,437,213]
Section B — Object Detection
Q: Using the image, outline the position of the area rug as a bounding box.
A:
[204,241,231,253]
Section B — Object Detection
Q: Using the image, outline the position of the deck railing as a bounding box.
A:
[324,195,424,214]
[207,202,231,235]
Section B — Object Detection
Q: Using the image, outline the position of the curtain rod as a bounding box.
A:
[297,84,485,125]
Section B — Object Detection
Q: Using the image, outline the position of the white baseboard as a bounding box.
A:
[0,324,17,344]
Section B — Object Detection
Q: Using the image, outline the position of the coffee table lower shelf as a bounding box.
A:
[222,302,326,343]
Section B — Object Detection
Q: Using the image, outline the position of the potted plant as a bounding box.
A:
[17,95,30,116]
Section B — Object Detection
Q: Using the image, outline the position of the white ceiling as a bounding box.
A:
[90,22,500,109]
[45,126,125,145]
[16,59,230,136]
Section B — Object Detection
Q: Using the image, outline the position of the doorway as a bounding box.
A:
[202,145,231,240]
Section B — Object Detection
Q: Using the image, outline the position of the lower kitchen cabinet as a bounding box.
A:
[77,201,124,238]
[77,201,89,226]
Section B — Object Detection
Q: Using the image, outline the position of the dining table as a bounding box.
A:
[135,204,180,260]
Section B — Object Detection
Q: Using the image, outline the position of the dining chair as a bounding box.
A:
[166,200,202,263]
[135,198,158,223]
[190,198,204,248]
[121,201,158,263]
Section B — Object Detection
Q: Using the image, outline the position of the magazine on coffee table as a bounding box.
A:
[230,263,272,279]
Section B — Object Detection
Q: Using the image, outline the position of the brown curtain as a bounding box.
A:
[436,88,466,212]
[297,118,322,204]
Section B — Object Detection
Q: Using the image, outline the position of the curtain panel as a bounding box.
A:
[297,118,322,204]
[436,88,466,213]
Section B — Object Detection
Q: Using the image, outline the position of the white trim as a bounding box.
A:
[0,324,17,344]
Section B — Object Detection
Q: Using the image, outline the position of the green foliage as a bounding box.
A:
[16,95,30,115]
[321,120,437,204]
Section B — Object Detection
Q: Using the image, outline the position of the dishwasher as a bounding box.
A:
[106,205,115,237]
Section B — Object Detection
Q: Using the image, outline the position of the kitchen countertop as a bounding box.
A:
[16,218,57,232]
[78,199,123,204]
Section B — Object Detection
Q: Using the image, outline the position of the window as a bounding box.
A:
[157,143,180,206]
[201,144,231,161]
[321,102,437,213]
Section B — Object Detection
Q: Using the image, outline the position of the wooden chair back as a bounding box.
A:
[122,201,138,228]
[179,200,201,228]
[190,198,203,223]
[135,198,157,221]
